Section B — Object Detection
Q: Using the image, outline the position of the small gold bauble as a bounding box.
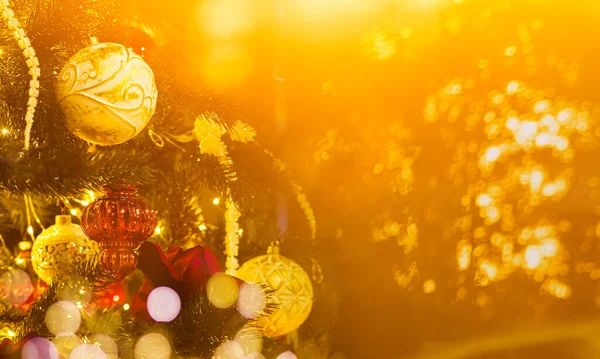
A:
[32,215,99,284]
[237,246,313,337]
[56,42,158,146]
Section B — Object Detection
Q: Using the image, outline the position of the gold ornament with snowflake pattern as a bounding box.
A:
[236,243,313,337]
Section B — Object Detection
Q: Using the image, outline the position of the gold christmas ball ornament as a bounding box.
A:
[236,244,313,337]
[32,215,99,284]
[56,41,158,146]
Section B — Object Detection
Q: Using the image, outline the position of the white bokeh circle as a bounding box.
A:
[236,282,266,320]
[45,301,81,336]
[69,343,107,359]
[147,286,181,322]
[213,340,245,359]
[22,337,59,359]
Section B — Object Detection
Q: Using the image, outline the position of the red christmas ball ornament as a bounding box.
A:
[81,185,157,281]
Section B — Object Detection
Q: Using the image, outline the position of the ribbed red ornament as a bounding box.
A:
[81,185,157,281]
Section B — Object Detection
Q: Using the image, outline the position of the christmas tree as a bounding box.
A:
[0,0,334,358]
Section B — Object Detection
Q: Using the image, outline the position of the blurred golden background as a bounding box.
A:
[99,0,600,357]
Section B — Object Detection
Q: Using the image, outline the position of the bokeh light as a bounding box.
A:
[207,273,239,309]
[197,0,256,39]
[69,343,107,359]
[0,268,33,305]
[200,43,253,92]
[90,333,118,358]
[52,334,83,359]
[423,279,436,294]
[45,301,81,336]
[276,351,298,359]
[234,325,263,355]
[213,340,245,359]
[236,282,266,319]
[22,337,59,359]
[58,283,93,307]
[134,333,171,359]
[243,353,266,359]
[147,286,181,322]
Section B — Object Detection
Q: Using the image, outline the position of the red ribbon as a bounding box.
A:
[132,242,222,319]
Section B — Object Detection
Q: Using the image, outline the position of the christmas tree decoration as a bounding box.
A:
[31,215,99,284]
[237,244,313,337]
[224,198,242,275]
[55,41,158,146]
[81,185,157,281]
[0,0,40,150]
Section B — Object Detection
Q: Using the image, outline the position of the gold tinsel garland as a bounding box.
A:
[195,113,241,275]
[0,0,40,150]
[224,198,241,275]
[194,113,317,275]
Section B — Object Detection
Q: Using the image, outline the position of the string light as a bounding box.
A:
[213,197,221,205]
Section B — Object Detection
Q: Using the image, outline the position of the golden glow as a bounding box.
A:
[113,295,120,302]
[1,128,8,135]
[69,209,77,216]
[457,240,472,271]
[197,0,255,38]
[364,30,396,60]
[524,246,541,269]
[213,197,221,205]
[123,303,130,311]
[27,226,34,235]
[197,43,253,91]
[199,224,208,231]
[476,193,493,207]
[154,226,162,235]
[504,46,517,56]
[542,279,572,299]
[423,279,436,294]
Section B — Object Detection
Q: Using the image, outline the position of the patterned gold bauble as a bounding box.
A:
[56,41,158,146]
[32,215,99,284]
[237,245,313,337]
